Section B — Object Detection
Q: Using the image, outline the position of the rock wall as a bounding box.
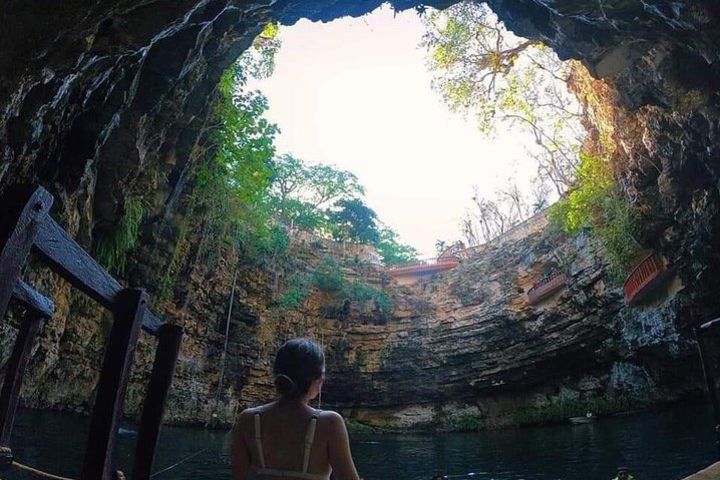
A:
[228,216,702,430]
[0,0,720,428]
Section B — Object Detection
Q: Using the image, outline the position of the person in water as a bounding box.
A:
[613,466,635,480]
[232,338,362,480]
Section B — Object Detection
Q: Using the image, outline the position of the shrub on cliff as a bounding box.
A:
[312,257,346,294]
[95,197,145,273]
[549,152,642,282]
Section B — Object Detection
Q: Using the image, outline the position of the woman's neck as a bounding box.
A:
[277,397,309,408]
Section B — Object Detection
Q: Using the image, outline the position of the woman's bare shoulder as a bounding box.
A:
[316,409,346,431]
[234,403,275,434]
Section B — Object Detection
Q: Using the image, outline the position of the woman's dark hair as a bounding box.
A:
[273,338,325,400]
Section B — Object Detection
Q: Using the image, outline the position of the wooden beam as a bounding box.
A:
[695,326,720,458]
[81,289,146,480]
[34,217,122,311]
[132,324,184,480]
[700,317,720,331]
[142,311,163,336]
[0,310,44,445]
[34,218,161,335]
[12,280,54,319]
[0,186,53,326]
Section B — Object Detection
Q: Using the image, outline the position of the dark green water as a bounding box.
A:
[5,403,718,480]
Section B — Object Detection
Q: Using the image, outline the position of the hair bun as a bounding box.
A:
[274,373,298,396]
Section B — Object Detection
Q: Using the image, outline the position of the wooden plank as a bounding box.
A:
[142,311,163,336]
[684,461,720,479]
[694,326,720,457]
[0,186,53,325]
[0,311,43,445]
[132,324,184,480]
[34,217,122,311]
[34,218,161,335]
[81,289,146,480]
[700,317,720,331]
[12,280,54,319]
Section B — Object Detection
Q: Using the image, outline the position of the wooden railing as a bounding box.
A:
[623,251,665,304]
[0,185,183,480]
[526,271,566,305]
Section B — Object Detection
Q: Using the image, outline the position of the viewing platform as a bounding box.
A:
[623,251,666,304]
[526,271,566,305]
[388,244,462,285]
[388,259,459,277]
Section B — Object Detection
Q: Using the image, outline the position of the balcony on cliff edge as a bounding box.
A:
[526,271,567,305]
[387,243,463,285]
[623,251,668,304]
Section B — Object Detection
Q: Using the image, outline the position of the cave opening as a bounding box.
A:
[241,2,587,260]
[2,1,720,479]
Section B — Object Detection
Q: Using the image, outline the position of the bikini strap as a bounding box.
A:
[254,413,266,468]
[302,414,319,473]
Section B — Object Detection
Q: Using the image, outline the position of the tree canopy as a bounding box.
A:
[422,1,586,247]
[328,198,380,244]
[422,1,584,196]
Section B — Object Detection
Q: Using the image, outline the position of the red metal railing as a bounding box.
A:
[388,259,459,277]
[527,271,566,305]
[623,251,665,304]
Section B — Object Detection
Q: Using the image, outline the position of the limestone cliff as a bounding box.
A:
[216,215,700,430]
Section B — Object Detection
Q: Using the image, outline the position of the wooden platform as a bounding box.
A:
[684,461,720,479]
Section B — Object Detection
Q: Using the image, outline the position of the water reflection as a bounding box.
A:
[5,403,717,480]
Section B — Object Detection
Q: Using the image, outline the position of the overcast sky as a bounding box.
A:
[248,5,539,257]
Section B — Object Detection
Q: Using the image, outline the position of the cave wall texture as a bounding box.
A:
[1,0,720,427]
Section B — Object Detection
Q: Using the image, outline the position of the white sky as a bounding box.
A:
[248,5,539,257]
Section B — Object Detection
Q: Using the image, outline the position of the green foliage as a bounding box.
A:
[549,152,641,282]
[268,154,365,233]
[447,414,484,432]
[95,198,145,273]
[421,1,584,194]
[328,198,380,244]
[275,257,393,318]
[276,273,311,309]
[237,22,281,81]
[191,21,421,294]
[157,220,190,303]
[375,228,419,265]
[514,394,645,426]
[344,281,392,317]
[194,28,283,266]
[312,257,346,294]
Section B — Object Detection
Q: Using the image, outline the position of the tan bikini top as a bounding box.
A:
[253,412,327,480]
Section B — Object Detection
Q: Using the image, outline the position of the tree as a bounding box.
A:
[194,22,281,262]
[375,227,419,265]
[421,1,584,195]
[268,154,365,232]
[328,198,380,244]
[461,181,537,246]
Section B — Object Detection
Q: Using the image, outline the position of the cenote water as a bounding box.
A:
[5,403,718,480]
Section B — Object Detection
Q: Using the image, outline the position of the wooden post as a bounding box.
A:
[81,289,147,480]
[695,326,720,459]
[0,186,53,325]
[132,324,184,480]
[0,310,44,446]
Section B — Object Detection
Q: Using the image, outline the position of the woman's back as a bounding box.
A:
[236,401,331,479]
[232,338,360,480]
